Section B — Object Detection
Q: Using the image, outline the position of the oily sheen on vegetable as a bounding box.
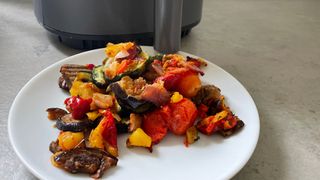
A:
[47,42,245,178]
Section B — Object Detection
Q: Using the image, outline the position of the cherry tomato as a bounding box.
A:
[166,98,198,135]
[142,107,170,144]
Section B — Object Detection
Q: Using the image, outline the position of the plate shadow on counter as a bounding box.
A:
[232,97,285,179]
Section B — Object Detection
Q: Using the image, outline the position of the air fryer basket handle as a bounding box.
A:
[154,0,183,53]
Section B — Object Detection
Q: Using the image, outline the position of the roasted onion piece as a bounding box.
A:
[110,83,155,113]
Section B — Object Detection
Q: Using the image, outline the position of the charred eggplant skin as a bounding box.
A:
[56,114,89,132]
[110,83,155,113]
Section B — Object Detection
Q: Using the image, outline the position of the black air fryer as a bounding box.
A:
[34,0,203,52]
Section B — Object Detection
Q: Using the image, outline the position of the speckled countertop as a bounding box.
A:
[1,0,319,179]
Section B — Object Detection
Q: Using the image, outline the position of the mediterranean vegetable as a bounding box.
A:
[56,114,90,132]
[110,82,155,113]
[126,128,152,150]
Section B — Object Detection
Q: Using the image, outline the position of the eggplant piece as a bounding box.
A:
[59,64,92,90]
[110,83,155,113]
[52,147,118,178]
[116,120,129,134]
[56,114,90,132]
[46,108,68,120]
[58,76,71,91]
[49,140,62,154]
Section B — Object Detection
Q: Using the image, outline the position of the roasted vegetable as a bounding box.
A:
[105,42,140,59]
[46,108,68,120]
[92,56,151,89]
[64,96,92,120]
[175,72,201,98]
[69,81,102,99]
[140,81,170,107]
[56,114,90,132]
[92,93,114,109]
[186,56,207,67]
[58,76,71,91]
[89,110,118,157]
[196,110,228,135]
[170,92,183,103]
[156,67,190,90]
[197,103,209,119]
[219,119,245,137]
[165,98,198,135]
[51,147,117,179]
[192,85,221,107]
[128,113,142,132]
[49,140,62,153]
[115,119,129,134]
[126,128,152,151]
[86,111,102,121]
[142,55,164,81]
[110,83,155,113]
[142,107,169,144]
[156,67,201,98]
[58,64,92,91]
[92,65,108,88]
[184,126,200,147]
[76,72,92,82]
[58,131,84,151]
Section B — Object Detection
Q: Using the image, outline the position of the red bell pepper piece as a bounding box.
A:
[64,96,92,119]
[155,67,190,90]
[85,64,95,70]
[116,59,132,74]
[198,103,209,119]
[196,110,228,135]
[100,110,118,148]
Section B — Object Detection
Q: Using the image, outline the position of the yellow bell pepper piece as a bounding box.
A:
[170,91,183,103]
[88,123,104,149]
[70,81,95,99]
[214,110,228,123]
[86,111,101,121]
[105,42,134,57]
[126,128,152,148]
[58,131,84,151]
[185,126,199,147]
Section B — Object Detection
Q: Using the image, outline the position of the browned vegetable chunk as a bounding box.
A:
[46,108,68,120]
[192,85,221,106]
[128,113,142,132]
[59,64,92,91]
[52,148,117,178]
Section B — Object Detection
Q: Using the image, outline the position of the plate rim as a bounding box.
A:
[8,47,260,180]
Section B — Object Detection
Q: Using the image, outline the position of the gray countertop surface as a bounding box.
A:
[1,0,319,179]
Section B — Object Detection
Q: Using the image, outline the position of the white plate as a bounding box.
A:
[8,47,259,180]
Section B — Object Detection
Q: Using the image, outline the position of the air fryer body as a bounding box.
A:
[34,0,203,49]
